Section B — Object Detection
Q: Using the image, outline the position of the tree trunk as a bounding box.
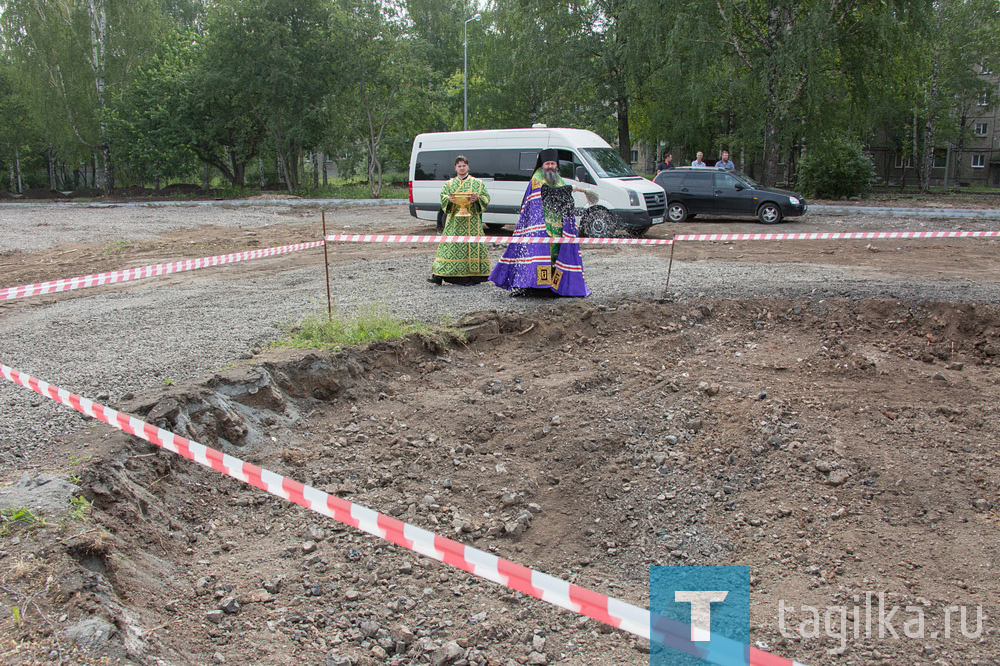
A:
[13,147,22,193]
[368,139,382,198]
[229,153,245,188]
[944,142,952,190]
[920,33,942,194]
[313,151,319,189]
[258,156,266,189]
[762,117,779,187]
[101,142,114,192]
[280,150,296,194]
[322,153,328,186]
[616,96,630,164]
[283,154,295,194]
[87,0,113,191]
[47,146,56,190]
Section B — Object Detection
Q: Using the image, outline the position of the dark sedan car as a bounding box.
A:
[653,167,807,224]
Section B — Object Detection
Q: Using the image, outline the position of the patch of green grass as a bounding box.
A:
[100,240,130,255]
[294,182,408,200]
[215,186,252,199]
[0,507,45,536]
[68,495,92,522]
[277,306,461,351]
[67,454,91,483]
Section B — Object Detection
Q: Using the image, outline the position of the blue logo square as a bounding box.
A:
[650,566,754,666]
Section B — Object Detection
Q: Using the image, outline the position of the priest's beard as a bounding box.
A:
[543,168,560,186]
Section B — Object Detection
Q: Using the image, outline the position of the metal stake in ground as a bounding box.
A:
[322,211,333,321]
[660,237,676,300]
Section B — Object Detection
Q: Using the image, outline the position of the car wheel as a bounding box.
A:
[757,202,782,224]
[436,210,446,233]
[486,223,505,232]
[667,202,688,222]
[584,208,617,237]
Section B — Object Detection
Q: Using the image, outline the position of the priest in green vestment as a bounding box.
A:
[429,155,492,285]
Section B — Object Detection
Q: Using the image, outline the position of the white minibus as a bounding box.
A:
[407,126,666,237]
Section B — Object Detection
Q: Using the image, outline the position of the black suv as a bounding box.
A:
[653,167,807,224]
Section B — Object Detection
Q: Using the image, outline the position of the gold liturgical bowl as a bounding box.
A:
[452,192,474,217]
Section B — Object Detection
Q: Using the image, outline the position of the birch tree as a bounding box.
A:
[907,0,999,192]
[1,0,164,190]
[335,0,433,197]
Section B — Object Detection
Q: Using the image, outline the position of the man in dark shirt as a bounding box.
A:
[655,153,674,175]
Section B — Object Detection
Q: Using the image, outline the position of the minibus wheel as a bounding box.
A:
[436,210,446,232]
[583,208,617,237]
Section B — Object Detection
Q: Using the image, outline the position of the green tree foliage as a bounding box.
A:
[648,0,946,184]
[189,0,341,189]
[1,0,997,193]
[329,0,436,196]
[1,0,167,189]
[0,59,42,192]
[797,136,875,199]
[107,31,201,186]
[472,0,615,143]
[885,0,1000,192]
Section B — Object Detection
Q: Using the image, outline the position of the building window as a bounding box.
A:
[630,150,638,163]
[933,150,947,168]
[979,91,990,106]
[975,123,989,136]
[893,155,912,169]
[972,154,985,168]
[981,63,994,75]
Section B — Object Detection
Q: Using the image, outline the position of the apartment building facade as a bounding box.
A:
[870,67,1000,189]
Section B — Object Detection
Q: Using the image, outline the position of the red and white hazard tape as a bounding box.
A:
[674,230,1000,242]
[0,361,805,666]
[6,229,995,303]
[325,233,675,246]
[0,240,325,302]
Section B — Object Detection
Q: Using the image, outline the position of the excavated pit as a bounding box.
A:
[1,298,999,665]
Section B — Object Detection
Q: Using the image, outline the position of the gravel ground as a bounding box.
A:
[2,202,999,472]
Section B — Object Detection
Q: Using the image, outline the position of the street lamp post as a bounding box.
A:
[464,13,482,131]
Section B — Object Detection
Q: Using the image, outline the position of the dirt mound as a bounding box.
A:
[106,186,154,199]
[157,183,203,196]
[1,298,997,665]
[65,187,106,199]
[20,188,68,200]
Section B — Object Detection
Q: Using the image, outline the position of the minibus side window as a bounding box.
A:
[491,150,531,181]
[415,149,533,181]
[414,154,445,180]
[518,152,536,172]
[557,150,586,181]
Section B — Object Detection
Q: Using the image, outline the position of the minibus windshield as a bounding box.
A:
[580,148,637,178]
